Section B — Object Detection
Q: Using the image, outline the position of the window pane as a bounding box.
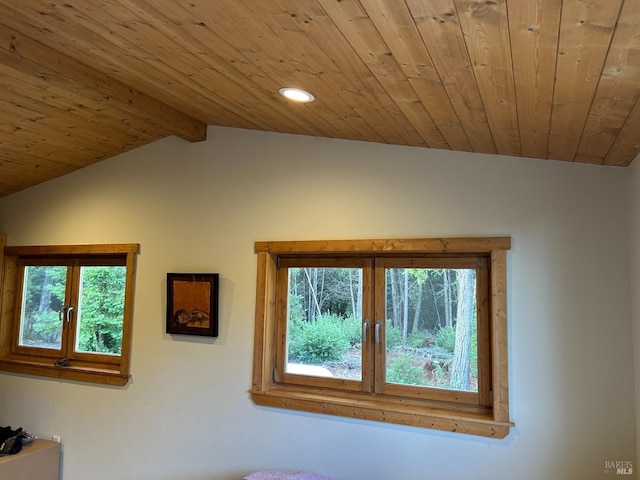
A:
[75,266,126,355]
[286,267,363,381]
[19,265,67,350]
[385,268,477,392]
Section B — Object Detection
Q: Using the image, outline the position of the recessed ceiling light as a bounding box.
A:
[279,87,315,103]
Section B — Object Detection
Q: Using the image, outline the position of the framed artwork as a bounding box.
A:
[166,273,219,337]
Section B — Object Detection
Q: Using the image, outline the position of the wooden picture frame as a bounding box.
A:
[166,273,219,337]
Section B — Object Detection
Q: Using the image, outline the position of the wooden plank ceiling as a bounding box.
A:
[1,0,640,197]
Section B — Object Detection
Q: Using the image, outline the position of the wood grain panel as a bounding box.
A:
[0,244,15,357]
[576,0,640,165]
[0,0,639,197]
[0,59,157,161]
[454,0,520,156]
[406,0,496,154]
[113,0,335,136]
[317,0,449,149]
[0,10,206,142]
[508,0,561,160]
[122,0,310,134]
[362,0,473,151]
[175,0,363,140]
[255,237,511,254]
[0,89,157,148]
[605,97,640,166]
[243,0,401,145]
[0,1,247,129]
[548,0,622,161]
[279,0,427,146]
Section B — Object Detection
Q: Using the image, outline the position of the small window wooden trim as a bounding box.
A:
[0,237,139,386]
[251,237,513,438]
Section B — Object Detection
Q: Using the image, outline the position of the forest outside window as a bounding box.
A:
[0,239,138,385]
[251,238,513,438]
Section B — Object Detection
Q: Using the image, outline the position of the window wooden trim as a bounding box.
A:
[0,237,139,386]
[251,237,513,438]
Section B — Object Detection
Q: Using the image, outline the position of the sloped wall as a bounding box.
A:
[0,127,634,480]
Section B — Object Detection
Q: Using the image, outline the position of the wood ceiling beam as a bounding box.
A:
[0,23,207,144]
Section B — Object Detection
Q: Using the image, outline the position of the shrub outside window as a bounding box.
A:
[251,238,512,438]
[0,239,138,385]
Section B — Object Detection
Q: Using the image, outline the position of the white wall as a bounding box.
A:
[629,158,640,470]
[0,127,635,480]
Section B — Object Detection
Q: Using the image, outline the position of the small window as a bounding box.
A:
[0,240,138,385]
[251,238,513,438]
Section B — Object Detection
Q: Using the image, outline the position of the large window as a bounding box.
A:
[251,238,512,438]
[0,239,138,385]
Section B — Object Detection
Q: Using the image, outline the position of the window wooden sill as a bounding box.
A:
[0,358,129,386]
[250,388,514,438]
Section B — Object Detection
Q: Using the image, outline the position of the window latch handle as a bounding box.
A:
[59,306,74,323]
[375,320,382,344]
[362,319,370,343]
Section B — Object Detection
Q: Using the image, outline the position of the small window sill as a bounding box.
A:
[0,358,129,386]
[250,388,514,438]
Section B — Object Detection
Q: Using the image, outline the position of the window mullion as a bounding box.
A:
[361,259,374,393]
[373,258,386,395]
[63,261,82,359]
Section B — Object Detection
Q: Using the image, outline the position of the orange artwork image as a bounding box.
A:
[172,280,211,328]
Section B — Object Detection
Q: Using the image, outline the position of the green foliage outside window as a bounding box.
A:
[20,266,65,348]
[288,313,350,364]
[386,322,403,349]
[387,354,426,386]
[285,265,479,391]
[435,325,456,353]
[20,265,126,354]
[30,310,63,346]
[77,266,126,354]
